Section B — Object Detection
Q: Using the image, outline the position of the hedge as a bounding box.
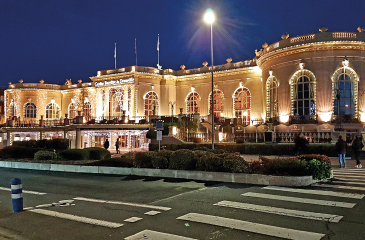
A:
[34,150,57,160]
[0,146,45,159]
[58,149,90,161]
[13,139,69,151]
[84,147,111,160]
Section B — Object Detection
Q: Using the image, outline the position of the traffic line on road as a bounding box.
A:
[313,184,365,191]
[242,192,356,208]
[333,172,365,177]
[177,213,325,240]
[214,201,343,223]
[73,197,171,211]
[263,186,364,199]
[29,209,123,228]
[332,180,365,186]
[335,177,365,182]
[0,187,46,195]
[125,229,197,240]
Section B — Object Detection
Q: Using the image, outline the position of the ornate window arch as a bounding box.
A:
[83,101,92,120]
[233,87,251,125]
[144,91,159,116]
[290,69,316,116]
[209,90,224,117]
[111,91,124,117]
[68,102,78,119]
[46,102,60,119]
[266,76,279,119]
[186,92,201,114]
[332,66,358,117]
[24,102,37,118]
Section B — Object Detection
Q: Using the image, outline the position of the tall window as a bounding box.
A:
[186,92,201,114]
[68,103,78,118]
[333,67,358,116]
[111,91,124,117]
[209,90,224,117]
[83,102,92,120]
[24,102,37,118]
[8,101,15,119]
[144,92,159,116]
[267,77,278,118]
[46,102,60,119]
[291,70,316,116]
[234,87,250,124]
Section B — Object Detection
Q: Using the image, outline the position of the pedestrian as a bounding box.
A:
[336,135,347,168]
[352,136,363,168]
[115,137,120,154]
[104,138,109,150]
[294,134,308,156]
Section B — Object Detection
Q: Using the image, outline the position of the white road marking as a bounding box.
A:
[30,209,123,228]
[264,186,364,199]
[242,192,356,208]
[332,180,365,186]
[214,201,343,223]
[124,217,142,223]
[125,229,197,240]
[144,210,161,215]
[314,184,365,191]
[73,197,171,211]
[0,187,46,195]
[335,177,365,182]
[177,213,325,240]
[333,172,365,176]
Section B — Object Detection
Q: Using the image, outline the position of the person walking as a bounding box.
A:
[352,136,363,168]
[115,137,120,154]
[104,138,109,150]
[336,135,347,168]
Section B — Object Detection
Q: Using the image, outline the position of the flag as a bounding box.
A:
[157,34,159,51]
[135,38,137,54]
[114,43,116,58]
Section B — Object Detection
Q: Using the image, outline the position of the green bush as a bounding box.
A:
[169,149,197,170]
[305,159,331,180]
[155,150,173,162]
[13,139,69,150]
[222,154,249,173]
[34,150,57,160]
[152,155,169,169]
[58,149,90,161]
[196,154,224,172]
[85,156,134,167]
[194,150,215,160]
[85,147,111,160]
[0,146,44,159]
[262,158,308,176]
[133,152,154,168]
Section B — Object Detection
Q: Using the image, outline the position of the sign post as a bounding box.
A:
[156,121,164,151]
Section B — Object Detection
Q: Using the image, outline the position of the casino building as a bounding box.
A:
[2,27,365,149]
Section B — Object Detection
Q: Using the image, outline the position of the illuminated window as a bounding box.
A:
[8,101,15,119]
[83,102,92,120]
[333,67,358,116]
[234,87,251,124]
[68,103,78,119]
[46,102,60,119]
[24,102,37,118]
[209,90,224,117]
[291,70,316,116]
[186,92,201,114]
[111,91,124,117]
[144,92,159,116]
[267,77,278,118]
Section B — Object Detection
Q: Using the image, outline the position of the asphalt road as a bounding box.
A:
[0,167,365,240]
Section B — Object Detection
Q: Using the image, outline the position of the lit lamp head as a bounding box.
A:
[204,8,215,24]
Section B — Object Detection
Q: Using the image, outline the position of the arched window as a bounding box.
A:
[266,76,278,119]
[233,87,251,124]
[68,102,78,119]
[46,102,60,119]
[209,90,224,117]
[144,92,159,116]
[290,70,316,116]
[24,102,37,118]
[186,92,201,114]
[332,66,358,117]
[111,91,124,117]
[83,102,92,120]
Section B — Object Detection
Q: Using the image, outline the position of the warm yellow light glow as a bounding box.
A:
[173,126,177,135]
[279,114,289,123]
[51,99,55,103]
[243,111,247,116]
[204,9,215,24]
[318,112,332,122]
[219,132,223,141]
[360,113,365,122]
[221,113,224,117]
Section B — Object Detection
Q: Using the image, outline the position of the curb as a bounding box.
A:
[0,161,319,187]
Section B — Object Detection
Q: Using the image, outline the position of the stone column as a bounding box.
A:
[6,131,11,146]
[76,129,81,149]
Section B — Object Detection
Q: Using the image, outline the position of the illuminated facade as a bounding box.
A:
[3,29,365,147]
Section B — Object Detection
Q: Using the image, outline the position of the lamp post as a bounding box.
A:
[204,8,215,150]
[335,89,343,131]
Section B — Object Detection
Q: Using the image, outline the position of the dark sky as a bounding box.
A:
[1,0,364,86]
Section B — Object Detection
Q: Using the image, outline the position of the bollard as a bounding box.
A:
[11,178,23,212]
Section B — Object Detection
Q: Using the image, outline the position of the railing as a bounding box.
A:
[290,34,315,43]
[332,32,357,39]
[289,115,318,124]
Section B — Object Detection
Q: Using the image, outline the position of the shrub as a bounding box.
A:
[58,149,90,161]
[155,150,173,162]
[196,154,224,172]
[169,149,198,170]
[86,155,134,167]
[262,158,307,176]
[152,155,169,169]
[305,159,331,180]
[34,150,57,160]
[236,138,244,144]
[0,146,44,159]
[133,152,154,168]
[13,139,69,150]
[194,150,214,160]
[85,147,111,160]
[249,160,264,174]
[222,154,249,173]
[297,154,331,164]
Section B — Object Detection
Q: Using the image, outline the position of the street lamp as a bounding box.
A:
[204,8,215,150]
[335,89,343,131]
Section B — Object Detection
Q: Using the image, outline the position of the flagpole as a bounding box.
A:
[135,38,137,66]
[114,43,116,69]
[157,34,161,69]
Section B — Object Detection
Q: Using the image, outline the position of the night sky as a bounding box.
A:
[1,0,364,86]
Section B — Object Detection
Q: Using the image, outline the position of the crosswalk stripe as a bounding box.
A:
[30,209,123,228]
[177,213,325,240]
[214,201,343,223]
[333,172,365,176]
[313,184,365,191]
[0,187,47,195]
[335,177,365,183]
[242,192,356,208]
[73,197,171,211]
[332,180,365,186]
[124,229,197,240]
[263,186,364,199]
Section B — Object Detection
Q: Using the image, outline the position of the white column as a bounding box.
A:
[76,129,82,149]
